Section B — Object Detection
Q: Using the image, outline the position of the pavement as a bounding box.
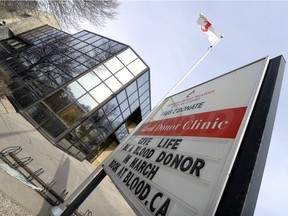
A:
[0,97,135,216]
[0,191,34,216]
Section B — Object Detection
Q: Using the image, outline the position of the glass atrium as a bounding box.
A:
[0,25,151,161]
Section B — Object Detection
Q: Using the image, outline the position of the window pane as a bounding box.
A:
[126,81,137,96]
[111,114,123,129]
[79,33,94,41]
[90,109,105,122]
[71,64,88,78]
[108,44,127,55]
[140,90,149,103]
[115,68,133,85]
[97,51,113,62]
[27,75,58,95]
[12,87,30,99]
[96,116,112,138]
[127,59,147,76]
[86,35,101,44]
[81,129,100,144]
[115,124,128,143]
[102,97,117,115]
[130,100,140,112]
[117,48,137,65]
[76,152,86,161]
[73,42,87,49]
[105,76,122,92]
[58,103,85,126]
[93,65,111,80]
[14,43,26,49]
[104,57,124,74]
[89,83,112,103]
[66,81,86,99]
[137,72,149,87]
[72,139,91,154]
[68,39,81,46]
[45,90,73,112]
[17,94,37,108]
[138,81,149,96]
[141,107,150,118]
[68,146,80,156]
[27,103,51,125]
[120,100,129,112]
[66,59,79,69]
[65,132,79,144]
[99,40,118,49]
[82,58,99,68]
[73,31,87,38]
[78,94,98,112]
[8,80,22,90]
[52,70,70,86]
[115,123,127,136]
[79,45,94,53]
[92,38,109,47]
[75,54,90,64]
[128,91,138,105]
[74,123,90,138]
[77,71,101,91]
[107,107,121,122]
[58,138,72,150]
[86,48,104,59]
[141,98,150,110]
[142,106,150,118]
[122,108,130,120]
[81,129,103,150]
[69,51,82,59]
[116,90,126,103]
[41,117,67,138]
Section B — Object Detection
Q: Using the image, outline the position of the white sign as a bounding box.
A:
[103,57,269,216]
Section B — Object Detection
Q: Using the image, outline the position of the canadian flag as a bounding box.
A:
[197,13,220,45]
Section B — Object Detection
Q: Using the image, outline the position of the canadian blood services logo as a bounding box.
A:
[186,89,196,98]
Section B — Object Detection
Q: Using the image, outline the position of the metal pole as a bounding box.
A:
[61,169,107,216]
[159,36,223,104]
[49,165,103,216]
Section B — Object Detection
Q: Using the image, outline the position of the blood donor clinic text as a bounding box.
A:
[137,107,247,139]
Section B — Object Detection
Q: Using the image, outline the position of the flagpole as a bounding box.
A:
[156,35,224,107]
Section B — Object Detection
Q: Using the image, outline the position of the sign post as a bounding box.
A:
[103,56,280,215]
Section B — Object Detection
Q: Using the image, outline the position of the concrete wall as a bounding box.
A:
[0,96,16,114]
[0,11,61,40]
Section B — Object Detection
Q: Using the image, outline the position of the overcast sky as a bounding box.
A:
[80,1,288,215]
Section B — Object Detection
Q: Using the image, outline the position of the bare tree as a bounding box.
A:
[0,0,120,29]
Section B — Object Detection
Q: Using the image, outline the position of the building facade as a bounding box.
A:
[0,25,151,162]
[0,11,60,40]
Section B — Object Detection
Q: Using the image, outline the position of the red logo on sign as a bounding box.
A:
[201,21,211,32]
[186,89,196,98]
